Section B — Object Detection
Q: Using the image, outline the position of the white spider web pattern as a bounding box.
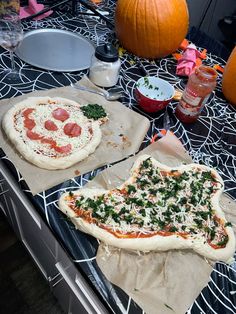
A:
[0,2,236,313]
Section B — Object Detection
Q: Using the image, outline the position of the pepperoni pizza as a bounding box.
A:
[2,96,105,170]
[59,155,235,262]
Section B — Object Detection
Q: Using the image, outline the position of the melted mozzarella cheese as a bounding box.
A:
[73,158,224,243]
[14,103,94,157]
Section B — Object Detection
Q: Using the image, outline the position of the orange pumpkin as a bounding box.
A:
[222,47,236,106]
[115,0,189,59]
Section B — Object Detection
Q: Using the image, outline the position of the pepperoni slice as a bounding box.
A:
[41,137,56,146]
[53,144,72,154]
[64,123,81,137]
[24,118,36,130]
[23,108,34,118]
[52,108,70,122]
[26,130,42,140]
[44,120,58,131]
[23,108,36,130]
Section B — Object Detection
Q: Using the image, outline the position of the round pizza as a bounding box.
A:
[2,97,106,170]
[59,155,235,262]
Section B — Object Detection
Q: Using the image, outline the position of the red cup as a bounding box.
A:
[135,76,175,113]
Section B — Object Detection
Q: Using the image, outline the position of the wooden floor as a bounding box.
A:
[0,211,65,314]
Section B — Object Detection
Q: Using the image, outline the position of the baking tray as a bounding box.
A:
[15,29,95,72]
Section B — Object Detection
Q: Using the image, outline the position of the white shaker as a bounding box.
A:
[89,43,121,87]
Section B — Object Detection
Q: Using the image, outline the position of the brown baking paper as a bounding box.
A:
[81,131,236,314]
[0,76,150,195]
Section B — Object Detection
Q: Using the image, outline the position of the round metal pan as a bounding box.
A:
[15,29,95,72]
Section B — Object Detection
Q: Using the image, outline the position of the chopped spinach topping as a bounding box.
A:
[72,157,228,246]
[216,235,229,247]
[140,157,152,169]
[119,207,128,215]
[179,197,187,205]
[75,196,84,208]
[209,229,216,241]
[194,218,203,228]
[169,226,178,232]
[81,104,107,120]
[202,171,213,181]
[127,184,136,194]
[136,177,150,188]
[196,211,211,220]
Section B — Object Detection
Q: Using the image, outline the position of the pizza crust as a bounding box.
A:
[58,155,236,262]
[2,97,102,170]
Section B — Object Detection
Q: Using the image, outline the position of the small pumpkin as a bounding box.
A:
[222,47,236,106]
[115,0,189,59]
[0,0,20,15]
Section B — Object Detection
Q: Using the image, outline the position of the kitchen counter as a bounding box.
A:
[0,1,236,313]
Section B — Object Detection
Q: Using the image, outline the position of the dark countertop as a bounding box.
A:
[0,1,236,313]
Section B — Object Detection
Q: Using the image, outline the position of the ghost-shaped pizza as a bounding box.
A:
[2,97,106,170]
[59,155,235,262]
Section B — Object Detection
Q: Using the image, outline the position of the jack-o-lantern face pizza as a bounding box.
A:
[59,155,235,262]
[2,97,107,170]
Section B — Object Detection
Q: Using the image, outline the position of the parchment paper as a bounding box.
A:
[81,131,236,314]
[0,76,150,195]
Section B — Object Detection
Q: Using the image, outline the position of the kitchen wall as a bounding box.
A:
[186,0,236,43]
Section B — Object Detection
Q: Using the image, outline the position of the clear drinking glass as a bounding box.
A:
[0,14,23,81]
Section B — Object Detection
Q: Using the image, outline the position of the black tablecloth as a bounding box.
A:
[0,1,236,313]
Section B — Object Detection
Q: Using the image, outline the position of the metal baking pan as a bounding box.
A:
[15,29,95,72]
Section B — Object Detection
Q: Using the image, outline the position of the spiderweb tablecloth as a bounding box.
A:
[0,1,235,313]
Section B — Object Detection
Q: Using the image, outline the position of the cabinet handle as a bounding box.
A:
[48,272,61,283]
[55,262,96,314]
[48,272,63,289]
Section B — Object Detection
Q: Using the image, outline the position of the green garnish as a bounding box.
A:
[127,184,136,194]
[75,199,82,207]
[169,226,178,232]
[143,76,149,86]
[69,191,74,197]
[194,218,203,228]
[202,171,213,181]
[210,229,216,241]
[81,104,107,120]
[216,235,229,247]
[71,157,228,245]
[195,211,210,220]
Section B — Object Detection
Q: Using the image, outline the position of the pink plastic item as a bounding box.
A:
[176,44,199,77]
[20,0,53,20]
